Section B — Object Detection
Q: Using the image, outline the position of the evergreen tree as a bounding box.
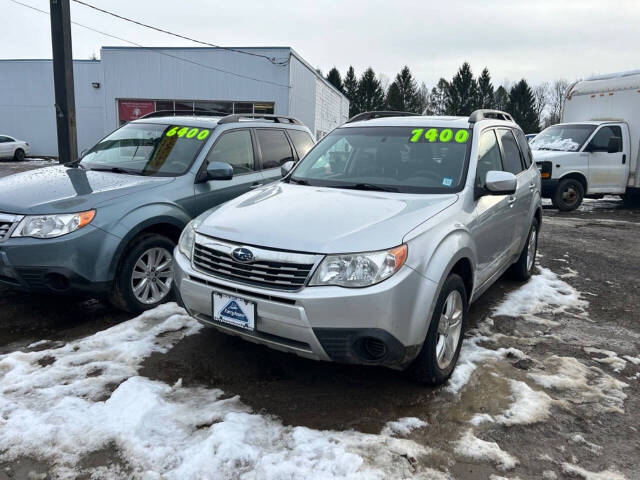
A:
[445,62,478,115]
[477,67,494,109]
[494,86,509,112]
[357,67,386,112]
[508,79,540,133]
[385,66,422,112]
[427,78,449,115]
[325,67,344,93]
[343,66,359,117]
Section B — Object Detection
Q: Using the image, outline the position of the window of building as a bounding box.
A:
[497,129,525,175]
[117,99,275,125]
[256,129,295,169]
[288,130,315,158]
[205,130,255,175]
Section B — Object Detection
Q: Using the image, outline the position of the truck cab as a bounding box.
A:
[532,70,640,211]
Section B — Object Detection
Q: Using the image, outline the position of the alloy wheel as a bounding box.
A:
[435,290,463,370]
[526,227,537,272]
[131,247,173,305]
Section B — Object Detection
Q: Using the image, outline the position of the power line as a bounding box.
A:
[71,0,289,66]
[7,0,291,89]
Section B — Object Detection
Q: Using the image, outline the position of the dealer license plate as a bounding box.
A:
[212,292,256,331]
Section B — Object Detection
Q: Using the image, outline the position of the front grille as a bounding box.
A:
[193,243,315,291]
[0,213,21,241]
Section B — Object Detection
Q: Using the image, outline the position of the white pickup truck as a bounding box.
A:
[532,70,640,210]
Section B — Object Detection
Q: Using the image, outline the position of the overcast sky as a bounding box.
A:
[2,0,639,87]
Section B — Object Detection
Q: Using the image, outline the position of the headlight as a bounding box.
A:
[12,210,95,239]
[310,244,408,287]
[178,218,201,260]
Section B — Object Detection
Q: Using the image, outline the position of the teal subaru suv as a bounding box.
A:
[0,112,314,312]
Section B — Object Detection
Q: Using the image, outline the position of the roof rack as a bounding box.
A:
[140,109,229,119]
[468,109,514,123]
[346,111,420,124]
[217,114,303,125]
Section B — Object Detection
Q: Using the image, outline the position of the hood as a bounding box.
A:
[532,150,580,162]
[0,166,174,214]
[197,182,458,253]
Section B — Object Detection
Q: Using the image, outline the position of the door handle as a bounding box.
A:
[508,196,517,205]
[249,182,264,189]
[529,182,535,191]
[622,154,626,164]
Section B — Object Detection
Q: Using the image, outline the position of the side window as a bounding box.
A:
[256,129,295,169]
[497,129,525,175]
[287,130,315,159]
[476,130,503,188]
[0,136,9,143]
[513,129,533,168]
[586,126,623,152]
[205,130,255,175]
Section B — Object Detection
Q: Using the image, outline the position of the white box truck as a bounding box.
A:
[531,70,640,210]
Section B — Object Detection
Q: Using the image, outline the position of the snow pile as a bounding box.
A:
[381,417,427,437]
[454,430,518,471]
[528,355,628,414]
[0,304,442,479]
[493,380,553,425]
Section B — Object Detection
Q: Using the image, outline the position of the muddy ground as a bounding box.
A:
[1,160,639,479]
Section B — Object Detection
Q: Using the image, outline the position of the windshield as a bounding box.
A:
[530,124,596,152]
[289,126,471,193]
[80,123,212,176]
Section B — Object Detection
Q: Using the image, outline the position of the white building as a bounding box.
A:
[0,46,349,156]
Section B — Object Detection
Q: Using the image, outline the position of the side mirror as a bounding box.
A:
[484,171,517,195]
[206,161,233,181]
[281,160,295,177]
[607,137,621,154]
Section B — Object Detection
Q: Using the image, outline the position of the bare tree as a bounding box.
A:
[545,79,570,127]
[533,82,550,128]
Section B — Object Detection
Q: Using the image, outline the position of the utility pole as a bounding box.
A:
[49,0,78,164]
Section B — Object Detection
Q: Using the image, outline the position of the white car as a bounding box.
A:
[0,135,30,161]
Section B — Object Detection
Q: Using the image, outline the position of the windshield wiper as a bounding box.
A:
[330,183,398,192]
[88,166,141,175]
[289,178,310,185]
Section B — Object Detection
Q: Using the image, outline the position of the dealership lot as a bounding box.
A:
[0,162,638,479]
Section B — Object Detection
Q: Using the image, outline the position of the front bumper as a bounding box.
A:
[0,225,119,296]
[174,248,437,368]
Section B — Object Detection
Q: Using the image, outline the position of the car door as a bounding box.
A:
[471,129,515,287]
[194,128,264,215]
[496,128,531,254]
[255,128,297,184]
[0,136,10,157]
[583,125,627,193]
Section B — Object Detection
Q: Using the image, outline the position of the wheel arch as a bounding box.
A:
[559,171,588,192]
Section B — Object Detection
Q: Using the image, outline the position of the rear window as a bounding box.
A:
[256,129,295,169]
[497,130,525,175]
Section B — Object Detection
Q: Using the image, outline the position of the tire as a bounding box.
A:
[407,274,467,385]
[110,233,176,313]
[621,192,640,208]
[553,178,584,211]
[13,149,25,162]
[509,218,539,281]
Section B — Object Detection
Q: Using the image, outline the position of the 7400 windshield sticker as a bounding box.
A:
[165,126,211,140]
[409,128,469,144]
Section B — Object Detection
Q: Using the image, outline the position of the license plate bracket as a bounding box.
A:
[212,292,256,331]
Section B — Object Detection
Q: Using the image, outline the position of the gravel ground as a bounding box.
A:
[0,159,638,479]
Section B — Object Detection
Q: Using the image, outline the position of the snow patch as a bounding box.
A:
[454,430,518,471]
[584,347,627,372]
[0,304,445,479]
[381,417,427,437]
[561,463,627,480]
[493,380,553,425]
[528,355,628,414]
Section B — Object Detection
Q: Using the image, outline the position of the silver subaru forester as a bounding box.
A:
[174,110,542,385]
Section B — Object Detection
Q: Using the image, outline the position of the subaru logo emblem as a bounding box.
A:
[231,247,254,263]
